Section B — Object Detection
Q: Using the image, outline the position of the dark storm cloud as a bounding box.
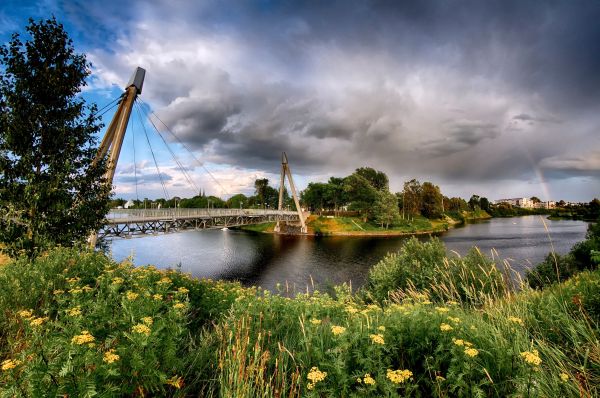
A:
[32,0,600,199]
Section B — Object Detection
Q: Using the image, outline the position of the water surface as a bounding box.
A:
[108,216,589,292]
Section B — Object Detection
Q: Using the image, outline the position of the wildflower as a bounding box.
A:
[18,309,33,319]
[520,350,542,367]
[111,277,124,285]
[177,287,189,294]
[53,289,65,295]
[156,277,172,285]
[30,317,48,326]
[67,306,82,316]
[307,367,327,390]
[422,300,432,305]
[72,331,95,345]
[435,307,449,313]
[363,373,376,386]
[447,300,459,306]
[126,291,139,300]
[173,302,186,309]
[66,277,80,284]
[166,375,184,389]
[508,316,524,326]
[331,325,346,335]
[560,372,569,382]
[377,325,386,332]
[386,369,413,384]
[356,377,362,383]
[440,323,453,332]
[153,294,162,301]
[345,306,358,314]
[448,316,461,323]
[141,317,153,325]
[103,349,120,364]
[69,288,83,294]
[1,359,21,371]
[464,348,479,357]
[132,323,151,336]
[436,375,446,382]
[310,319,322,325]
[370,334,385,345]
[452,338,465,346]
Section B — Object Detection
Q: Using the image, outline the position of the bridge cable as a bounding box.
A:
[94,95,122,118]
[137,99,202,196]
[137,98,230,197]
[134,101,170,201]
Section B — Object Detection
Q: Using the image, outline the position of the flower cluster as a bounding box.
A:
[440,323,453,332]
[331,325,346,335]
[521,350,542,367]
[71,331,95,345]
[132,323,151,336]
[125,291,139,300]
[369,333,385,345]
[362,373,376,385]
[464,348,479,357]
[508,316,524,326]
[386,369,413,384]
[103,349,120,364]
[310,318,321,325]
[1,359,21,371]
[307,366,327,390]
[66,306,82,316]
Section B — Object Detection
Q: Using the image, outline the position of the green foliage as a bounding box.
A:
[365,237,508,306]
[421,182,443,219]
[372,190,399,229]
[0,18,110,258]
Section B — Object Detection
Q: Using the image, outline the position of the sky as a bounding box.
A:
[1,0,599,202]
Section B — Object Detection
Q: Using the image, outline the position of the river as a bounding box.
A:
[108,216,589,292]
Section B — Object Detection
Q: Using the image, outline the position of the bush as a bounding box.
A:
[365,237,510,306]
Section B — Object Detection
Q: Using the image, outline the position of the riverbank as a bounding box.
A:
[239,210,491,236]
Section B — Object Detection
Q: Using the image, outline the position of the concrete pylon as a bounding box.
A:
[274,152,307,234]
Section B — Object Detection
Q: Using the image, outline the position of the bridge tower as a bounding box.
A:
[89,67,145,246]
[274,152,307,234]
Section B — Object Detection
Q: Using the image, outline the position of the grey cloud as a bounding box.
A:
[115,173,173,184]
[419,121,500,157]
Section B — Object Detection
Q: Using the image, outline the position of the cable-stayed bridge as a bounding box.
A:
[91,67,307,243]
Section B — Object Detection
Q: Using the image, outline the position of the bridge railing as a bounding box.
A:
[106,208,299,220]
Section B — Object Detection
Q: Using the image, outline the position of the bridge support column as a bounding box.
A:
[275,152,307,234]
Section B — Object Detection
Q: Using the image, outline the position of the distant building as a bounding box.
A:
[124,200,134,209]
[533,201,556,209]
[495,197,534,208]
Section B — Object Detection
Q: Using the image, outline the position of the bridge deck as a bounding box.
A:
[100,208,302,238]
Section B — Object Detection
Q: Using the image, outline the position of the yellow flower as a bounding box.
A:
[447,300,459,306]
[152,294,162,301]
[67,306,82,316]
[166,375,184,389]
[464,348,479,357]
[307,366,327,388]
[18,309,33,319]
[440,323,453,332]
[436,375,446,382]
[141,317,153,325]
[1,359,21,371]
[103,349,120,364]
[386,369,413,384]
[560,372,569,382]
[345,306,358,314]
[69,288,83,294]
[363,373,376,386]
[310,319,322,325]
[156,277,172,285]
[177,287,189,294]
[435,306,449,313]
[126,291,139,300]
[521,350,542,367]
[331,325,346,335]
[66,277,80,284]
[111,277,124,285]
[53,289,65,295]
[173,302,186,309]
[377,325,386,331]
[508,316,524,326]
[369,334,385,345]
[452,338,465,346]
[422,300,432,305]
[132,323,151,336]
[29,316,48,326]
[448,316,461,324]
[71,331,95,345]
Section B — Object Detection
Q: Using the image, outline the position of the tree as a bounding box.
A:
[468,195,481,211]
[402,179,422,218]
[355,167,389,191]
[421,182,443,219]
[344,174,378,221]
[373,190,400,229]
[226,193,248,209]
[0,18,110,258]
[480,197,490,212]
[530,196,541,204]
[254,178,269,206]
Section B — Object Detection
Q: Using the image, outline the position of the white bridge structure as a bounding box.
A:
[100,208,303,239]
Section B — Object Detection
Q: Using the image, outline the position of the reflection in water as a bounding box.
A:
[109,216,589,292]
